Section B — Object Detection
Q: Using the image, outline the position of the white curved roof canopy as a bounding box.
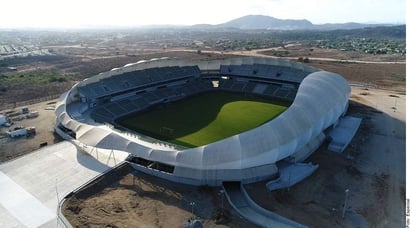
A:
[55,57,349,184]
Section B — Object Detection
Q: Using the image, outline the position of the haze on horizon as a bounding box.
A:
[0,0,406,29]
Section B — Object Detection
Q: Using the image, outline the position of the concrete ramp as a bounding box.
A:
[222,182,307,228]
[0,141,128,227]
[266,162,319,191]
[327,116,362,153]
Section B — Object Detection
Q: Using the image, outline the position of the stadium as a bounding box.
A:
[55,56,350,186]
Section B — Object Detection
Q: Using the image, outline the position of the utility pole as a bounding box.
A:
[342,189,350,219]
[219,189,225,210]
[190,202,195,216]
[55,178,60,227]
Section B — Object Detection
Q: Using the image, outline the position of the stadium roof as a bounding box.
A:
[56,57,350,185]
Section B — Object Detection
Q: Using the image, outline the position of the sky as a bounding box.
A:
[0,0,406,28]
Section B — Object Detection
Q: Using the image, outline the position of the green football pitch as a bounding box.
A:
[116,91,288,148]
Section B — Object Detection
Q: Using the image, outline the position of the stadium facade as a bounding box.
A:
[55,57,350,186]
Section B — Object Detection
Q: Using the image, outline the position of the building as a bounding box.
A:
[55,57,350,186]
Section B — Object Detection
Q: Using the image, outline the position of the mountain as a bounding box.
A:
[216,15,313,30]
[313,22,393,30]
[192,15,398,31]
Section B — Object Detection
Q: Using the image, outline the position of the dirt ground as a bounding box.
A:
[258,44,405,62]
[62,171,255,228]
[308,61,405,92]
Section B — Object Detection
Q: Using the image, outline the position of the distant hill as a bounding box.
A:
[313,22,394,30]
[216,15,313,30]
[193,15,398,31]
[329,25,406,39]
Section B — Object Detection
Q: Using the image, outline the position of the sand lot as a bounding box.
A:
[62,170,255,228]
